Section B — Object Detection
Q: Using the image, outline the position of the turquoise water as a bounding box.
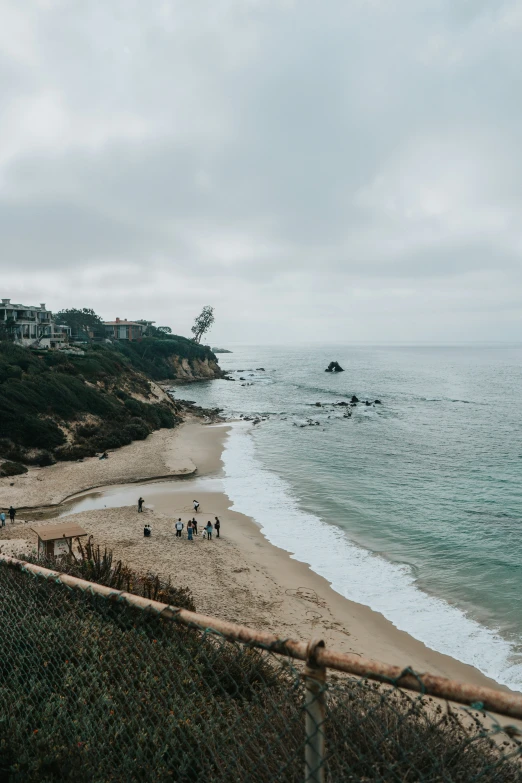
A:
[175,345,522,688]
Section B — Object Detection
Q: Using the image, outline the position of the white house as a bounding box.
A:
[0,298,71,348]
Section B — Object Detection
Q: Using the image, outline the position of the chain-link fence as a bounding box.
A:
[0,555,521,782]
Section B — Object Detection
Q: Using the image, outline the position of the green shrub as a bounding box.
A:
[21,450,57,467]
[122,419,150,441]
[54,445,97,462]
[0,461,28,477]
[3,364,22,381]
[90,430,133,451]
[33,451,56,467]
[0,440,27,463]
[124,397,143,416]
[155,403,178,428]
[28,420,65,449]
[75,423,99,439]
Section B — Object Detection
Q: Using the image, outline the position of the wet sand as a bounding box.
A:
[0,420,510,692]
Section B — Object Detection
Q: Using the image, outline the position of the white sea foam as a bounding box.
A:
[222,423,522,692]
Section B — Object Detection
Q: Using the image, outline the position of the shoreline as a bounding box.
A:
[0,421,203,512]
[0,420,512,693]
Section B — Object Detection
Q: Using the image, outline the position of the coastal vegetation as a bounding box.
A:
[0,542,519,781]
[0,336,219,466]
[115,333,217,380]
[54,308,105,341]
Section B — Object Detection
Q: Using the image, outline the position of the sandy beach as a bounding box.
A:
[0,422,201,510]
[0,420,509,692]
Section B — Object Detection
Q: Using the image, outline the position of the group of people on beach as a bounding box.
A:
[0,507,16,527]
[174,516,221,540]
[138,497,221,541]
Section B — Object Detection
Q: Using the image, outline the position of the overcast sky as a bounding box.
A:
[1,1,521,344]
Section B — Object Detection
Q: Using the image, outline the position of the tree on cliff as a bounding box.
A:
[55,308,105,341]
[191,306,214,344]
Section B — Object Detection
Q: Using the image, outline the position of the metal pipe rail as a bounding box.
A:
[2,554,521,721]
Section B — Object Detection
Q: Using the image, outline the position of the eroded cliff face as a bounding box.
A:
[167,356,223,382]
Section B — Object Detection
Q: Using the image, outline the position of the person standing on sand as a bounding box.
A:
[214,517,221,538]
[138,497,144,513]
[8,506,15,523]
[205,521,213,541]
[175,519,184,538]
[192,517,198,535]
[187,520,194,541]
[0,511,5,527]
[193,500,200,513]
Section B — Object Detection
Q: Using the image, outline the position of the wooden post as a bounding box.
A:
[304,639,326,783]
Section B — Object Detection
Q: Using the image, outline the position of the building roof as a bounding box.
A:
[1,300,48,311]
[31,522,88,541]
[104,321,145,326]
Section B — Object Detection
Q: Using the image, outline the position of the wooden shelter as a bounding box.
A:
[31,522,88,558]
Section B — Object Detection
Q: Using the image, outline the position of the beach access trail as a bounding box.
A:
[0,421,508,694]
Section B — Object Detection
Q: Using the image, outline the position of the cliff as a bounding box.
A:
[0,337,222,470]
[166,355,223,382]
[112,336,223,382]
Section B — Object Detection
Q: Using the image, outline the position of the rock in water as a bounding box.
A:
[325,361,344,372]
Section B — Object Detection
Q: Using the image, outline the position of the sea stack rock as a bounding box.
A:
[325,361,344,373]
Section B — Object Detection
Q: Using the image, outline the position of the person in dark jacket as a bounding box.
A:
[8,506,16,523]
[214,517,221,538]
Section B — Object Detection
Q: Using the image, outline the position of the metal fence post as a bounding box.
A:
[304,638,326,783]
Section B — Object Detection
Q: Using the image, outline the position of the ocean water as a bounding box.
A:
[174,345,522,690]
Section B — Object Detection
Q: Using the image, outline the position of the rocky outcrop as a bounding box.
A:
[325,361,344,372]
[165,356,224,383]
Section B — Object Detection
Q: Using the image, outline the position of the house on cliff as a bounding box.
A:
[104,317,155,341]
[0,298,71,348]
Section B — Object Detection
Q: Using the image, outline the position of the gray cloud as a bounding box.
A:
[0,0,521,343]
